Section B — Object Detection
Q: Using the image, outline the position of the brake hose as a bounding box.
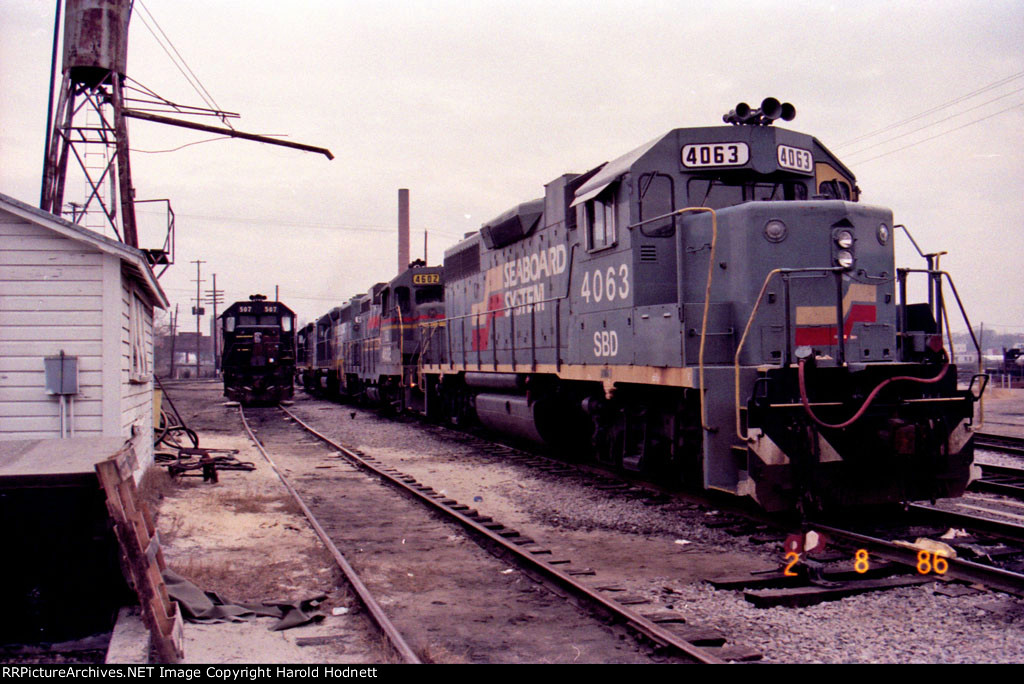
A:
[798,358,949,430]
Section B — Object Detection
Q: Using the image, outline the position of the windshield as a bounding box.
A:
[687,178,808,209]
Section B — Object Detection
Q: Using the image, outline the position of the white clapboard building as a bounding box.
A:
[0,192,168,478]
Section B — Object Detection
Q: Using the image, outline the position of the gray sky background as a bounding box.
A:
[3,0,1022,341]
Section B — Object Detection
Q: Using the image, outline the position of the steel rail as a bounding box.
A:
[809,521,1024,597]
[277,404,724,664]
[972,464,1024,498]
[974,432,1024,457]
[237,406,421,664]
[904,502,1024,543]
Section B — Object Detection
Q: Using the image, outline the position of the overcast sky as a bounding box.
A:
[2,0,1022,341]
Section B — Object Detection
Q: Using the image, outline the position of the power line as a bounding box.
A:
[851,101,1024,164]
[837,70,1024,149]
[844,86,1024,159]
[134,0,233,127]
[131,136,232,154]
[133,208,467,238]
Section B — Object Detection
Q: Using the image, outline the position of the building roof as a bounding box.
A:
[0,192,169,309]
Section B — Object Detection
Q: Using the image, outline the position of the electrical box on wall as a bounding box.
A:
[45,354,79,395]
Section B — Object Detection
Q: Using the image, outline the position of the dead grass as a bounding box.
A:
[169,542,344,603]
[417,642,470,664]
[216,489,301,515]
[137,465,181,520]
[156,511,187,545]
[138,465,179,505]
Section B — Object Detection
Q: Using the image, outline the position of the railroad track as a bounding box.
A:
[237,405,420,664]
[704,501,1024,607]
[804,517,1024,599]
[471,428,1024,602]
[285,391,1024,612]
[975,432,1024,457]
[237,403,726,664]
[972,463,1024,499]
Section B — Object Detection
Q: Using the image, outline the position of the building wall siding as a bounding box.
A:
[0,211,105,440]
[120,275,156,473]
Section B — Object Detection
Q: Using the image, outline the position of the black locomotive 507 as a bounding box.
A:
[220,295,296,404]
[301,99,986,513]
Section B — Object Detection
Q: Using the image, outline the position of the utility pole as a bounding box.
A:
[191,259,205,379]
[205,274,224,372]
[169,304,178,378]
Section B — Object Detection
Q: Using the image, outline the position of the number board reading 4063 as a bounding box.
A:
[777,144,813,173]
[681,142,749,168]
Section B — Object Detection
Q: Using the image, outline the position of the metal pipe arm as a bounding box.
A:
[122,109,334,159]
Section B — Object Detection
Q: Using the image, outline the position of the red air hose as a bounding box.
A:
[797,358,949,430]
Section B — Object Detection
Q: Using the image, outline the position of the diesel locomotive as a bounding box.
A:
[220,295,296,404]
[304,99,984,512]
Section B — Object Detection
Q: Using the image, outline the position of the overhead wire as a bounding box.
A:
[133,0,234,128]
[843,86,1024,159]
[131,137,233,154]
[836,70,1024,149]
[133,207,467,238]
[850,101,1024,164]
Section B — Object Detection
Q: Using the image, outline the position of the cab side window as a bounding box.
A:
[585,190,616,251]
[817,179,851,200]
[395,287,411,312]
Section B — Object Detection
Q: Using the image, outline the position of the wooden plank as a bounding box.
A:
[0,341,103,357]
[659,623,727,646]
[1,264,104,282]
[0,250,103,266]
[744,575,934,608]
[0,281,103,297]
[0,235,94,252]
[701,644,763,662]
[0,398,103,417]
[0,354,103,371]
[0,385,102,402]
[0,325,102,341]
[94,455,182,663]
[0,294,104,311]
[2,310,103,327]
[708,561,902,590]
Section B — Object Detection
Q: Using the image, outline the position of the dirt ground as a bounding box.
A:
[146,381,769,664]
[979,387,1024,438]
[147,429,386,664]
[137,381,1024,664]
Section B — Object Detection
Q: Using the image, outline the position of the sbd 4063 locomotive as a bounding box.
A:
[302,99,984,513]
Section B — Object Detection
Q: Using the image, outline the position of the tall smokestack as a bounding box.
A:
[398,188,410,275]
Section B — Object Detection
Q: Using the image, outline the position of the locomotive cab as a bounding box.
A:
[369,262,445,411]
[416,99,982,513]
[220,296,296,405]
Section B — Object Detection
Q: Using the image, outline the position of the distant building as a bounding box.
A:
[158,331,217,379]
[952,342,979,367]
[0,193,168,478]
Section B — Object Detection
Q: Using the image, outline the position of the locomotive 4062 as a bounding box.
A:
[310,99,985,513]
[221,295,296,404]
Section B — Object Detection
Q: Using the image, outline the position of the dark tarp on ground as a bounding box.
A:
[162,570,325,631]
